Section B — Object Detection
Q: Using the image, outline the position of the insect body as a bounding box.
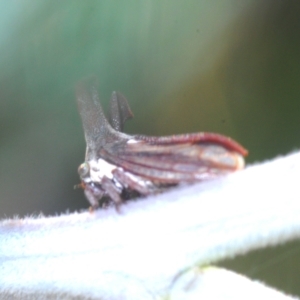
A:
[76,79,248,209]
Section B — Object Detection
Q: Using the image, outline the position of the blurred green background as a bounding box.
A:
[1,0,300,296]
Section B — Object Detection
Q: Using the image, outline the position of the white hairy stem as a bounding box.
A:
[0,151,300,299]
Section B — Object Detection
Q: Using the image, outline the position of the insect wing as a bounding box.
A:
[100,133,247,184]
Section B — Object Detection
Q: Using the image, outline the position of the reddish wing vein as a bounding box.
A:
[134,132,248,156]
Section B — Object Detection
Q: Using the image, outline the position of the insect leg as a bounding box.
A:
[84,184,104,209]
[112,168,154,195]
[101,176,123,209]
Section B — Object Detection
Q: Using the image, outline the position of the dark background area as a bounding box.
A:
[0,0,300,296]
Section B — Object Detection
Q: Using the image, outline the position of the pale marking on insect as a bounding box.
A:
[233,154,245,170]
[200,145,245,170]
[127,139,139,144]
[89,159,117,181]
[87,158,150,190]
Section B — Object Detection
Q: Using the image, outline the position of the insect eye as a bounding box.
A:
[78,162,90,179]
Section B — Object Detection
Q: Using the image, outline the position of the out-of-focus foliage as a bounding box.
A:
[1,0,300,213]
[0,0,259,217]
[1,0,300,296]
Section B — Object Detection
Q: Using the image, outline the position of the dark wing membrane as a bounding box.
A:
[100,134,246,184]
[108,91,133,132]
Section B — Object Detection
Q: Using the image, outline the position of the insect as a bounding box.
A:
[76,78,248,210]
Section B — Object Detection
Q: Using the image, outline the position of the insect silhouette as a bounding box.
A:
[76,78,248,210]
